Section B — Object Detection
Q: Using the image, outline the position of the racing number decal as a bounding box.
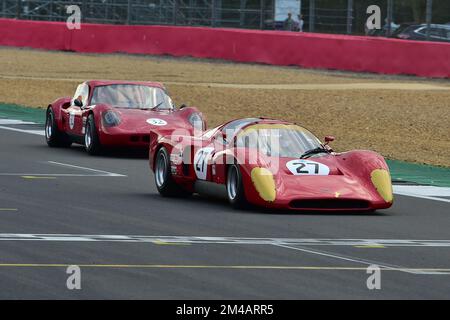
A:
[194,147,215,180]
[147,118,167,126]
[69,111,75,130]
[286,159,330,176]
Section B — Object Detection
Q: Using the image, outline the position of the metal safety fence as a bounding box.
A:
[0,0,449,39]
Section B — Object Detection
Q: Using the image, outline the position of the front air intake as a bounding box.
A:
[289,199,370,210]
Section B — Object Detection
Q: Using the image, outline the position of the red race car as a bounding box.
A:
[45,80,205,154]
[149,118,393,211]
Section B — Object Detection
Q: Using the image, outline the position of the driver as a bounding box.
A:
[278,131,300,158]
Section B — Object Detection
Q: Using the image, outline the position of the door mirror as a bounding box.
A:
[324,135,335,145]
[73,98,83,108]
[214,131,227,144]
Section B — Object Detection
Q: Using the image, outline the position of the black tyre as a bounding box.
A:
[154,147,190,197]
[45,108,72,148]
[85,114,102,155]
[226,164,248,209]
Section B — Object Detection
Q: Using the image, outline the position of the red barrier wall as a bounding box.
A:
[1,18,449,78]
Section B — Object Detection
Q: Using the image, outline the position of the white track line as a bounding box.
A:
[394,193,450,204]
[0,234,448,275]
[393,185,450,204]
[0,119,36,125]
[0,125,44,136]
[0,161,126,177]
[46,161,126,177]
[274,244,446,275]
[0,173,122,177]
[0,234,450,247]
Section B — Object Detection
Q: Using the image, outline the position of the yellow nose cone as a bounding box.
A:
[371,169,393,203]
[251,168,276,202]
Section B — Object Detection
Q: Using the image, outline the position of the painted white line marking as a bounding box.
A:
[0,119,36,125]
[0,173,121,177]
[394,185,450,197]
[46,161,126,177]
[0,234,447,275]
[274,244,443,275]
[0,234,450,247]
[0,125,44,136]
[394,185,450,204]
[0,162,126,177]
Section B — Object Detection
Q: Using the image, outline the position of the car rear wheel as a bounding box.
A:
[155,147,190,197]
[227,164,248,209]
[45,108,72,148]
[85,115,102,155]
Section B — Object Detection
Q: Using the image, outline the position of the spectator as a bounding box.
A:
[297,14,304,32]
[383,18,400,35]
[284,13,295,31]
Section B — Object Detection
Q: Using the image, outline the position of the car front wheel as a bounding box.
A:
[85,115,101,155]
[154,147,190,197]
[227,164,248,209]
[45,108,72,148]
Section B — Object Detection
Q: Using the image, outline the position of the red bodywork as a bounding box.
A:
[48,80,204,148]
[149,118,394,212]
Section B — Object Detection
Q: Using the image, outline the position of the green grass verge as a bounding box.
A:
[0,103,45,124]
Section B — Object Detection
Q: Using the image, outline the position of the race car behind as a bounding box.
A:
[45,80,205,155]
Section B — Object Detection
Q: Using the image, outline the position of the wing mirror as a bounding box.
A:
[213,131,227,144]
[222,132,228,144]
[324,136,335,145]
[73,98,83,108]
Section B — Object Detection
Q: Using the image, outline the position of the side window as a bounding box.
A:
[150,88,173,110]
[154,88,168,109]
[236,132,258,149]
[72,84,89,107]
[429,28,444,38]
[416,27,427,35]
[417,27,445,39]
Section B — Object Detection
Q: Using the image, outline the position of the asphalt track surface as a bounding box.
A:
[0,125,449,299]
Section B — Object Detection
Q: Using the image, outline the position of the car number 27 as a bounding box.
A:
[286,159,330,176]
[194,147,215,180]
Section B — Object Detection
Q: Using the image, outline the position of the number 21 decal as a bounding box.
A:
[286,159,330,176]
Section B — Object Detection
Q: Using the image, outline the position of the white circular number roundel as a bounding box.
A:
[286,159,330,176]
[146,118,167,126]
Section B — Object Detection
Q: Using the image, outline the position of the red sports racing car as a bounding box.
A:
[149,117,394,211]
[45,80,205,154]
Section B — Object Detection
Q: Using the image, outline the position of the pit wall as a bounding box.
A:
[1,18,449,78]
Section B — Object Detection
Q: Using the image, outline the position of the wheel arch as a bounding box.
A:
[152,143,167,172]
[47,97,71,131]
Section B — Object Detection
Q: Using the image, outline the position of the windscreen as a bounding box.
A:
[236,125,322,158]
[91,84,173,110]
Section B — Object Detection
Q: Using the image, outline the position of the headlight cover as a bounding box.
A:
[102,110,121,127]
[370,169,393,203]
[188,112,204,131]
[251,167,276,202]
